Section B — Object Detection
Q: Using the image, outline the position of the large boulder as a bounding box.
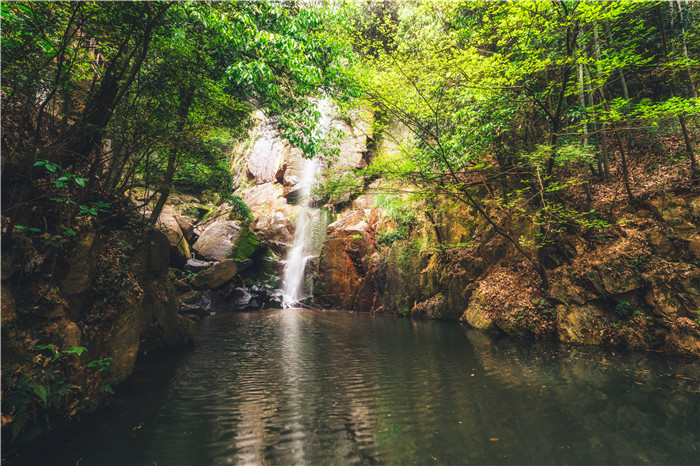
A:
[281,147,305,190]
[157,211,191,266]
[59,231,98,298]
[253,211,295,254]
[329,117,369,171]
[241,182,297,217]
[173,213,196,242]
[191,260,238,289]
[192,221,240,261]
[131,229,171,276]
[58,231,99,319]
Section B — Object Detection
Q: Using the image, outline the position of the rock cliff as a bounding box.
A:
[1,227,194,445]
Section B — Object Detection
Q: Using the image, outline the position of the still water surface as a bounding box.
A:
[9,309,700,465]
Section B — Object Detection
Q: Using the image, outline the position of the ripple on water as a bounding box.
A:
[6,309,700,466]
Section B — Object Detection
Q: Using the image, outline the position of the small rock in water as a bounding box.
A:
[268,297,283,309]
[231,288,252,310]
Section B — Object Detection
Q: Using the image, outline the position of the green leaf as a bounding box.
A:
[34,159,60,173]
[64,345,87,356]
[33,384,48,403]
[58,226,76,236]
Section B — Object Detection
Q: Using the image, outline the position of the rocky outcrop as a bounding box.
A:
[316,210,377,309]
[192,221,240,261]
[252,211,295,255]
[247,135,287,184]
[1,227,195,445]
[157,208,191,266]
[191,260,238,289]
[313,191,700,357]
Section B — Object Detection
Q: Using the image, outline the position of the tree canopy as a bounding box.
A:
[2,0,698,283]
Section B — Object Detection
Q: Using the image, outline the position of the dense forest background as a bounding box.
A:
[3,0,698,281]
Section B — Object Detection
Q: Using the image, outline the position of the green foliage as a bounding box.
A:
[87,358,112,373]
[313,169,366,206]
[230,228,259,262]
[375,193,416,226]
[3,341,91,443]
[78,201,111,217]
[181,205,202,218]
[2,0,360,238]
[173,159,233,194]
[31,344,87,362]
[375,193,416,246]
[377,225,408,246]
[224,194,254,227]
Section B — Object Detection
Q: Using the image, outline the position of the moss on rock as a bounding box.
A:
[230,227,260,261]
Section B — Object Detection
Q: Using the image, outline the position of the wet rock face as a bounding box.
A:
[316,210,377,309]
[1,228,196,445]
[235,105,376,260]
[241,183,298,252]
[281,147,305,192]
[247,135,286,184]
[192,221,240,261]
[253,212,294,255]
[311,190,700,357]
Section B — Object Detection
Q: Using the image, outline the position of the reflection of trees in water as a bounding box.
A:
[466,326,700,463]
[19,311,697,465]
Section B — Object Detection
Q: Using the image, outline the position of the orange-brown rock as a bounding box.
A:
[316,210,377,309]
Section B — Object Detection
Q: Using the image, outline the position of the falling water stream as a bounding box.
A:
[281,100,330,308]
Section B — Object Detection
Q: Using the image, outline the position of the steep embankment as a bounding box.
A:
[310,119,700,357]
[314,190,700,356]
[2,224,194,445]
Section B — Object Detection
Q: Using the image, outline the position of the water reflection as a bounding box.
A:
[7,310,700,465]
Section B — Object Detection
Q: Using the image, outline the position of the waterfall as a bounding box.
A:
[281,100,331,308]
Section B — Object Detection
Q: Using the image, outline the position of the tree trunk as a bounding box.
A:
[149,148,177,223]
[657,4,698,175]
[614,130,635,202]
[676,0,697,98]
[584,65,610,179]
[41,3,169,173]
[591,24,612,181]
[578,63,592,205]
[149,86,195,223]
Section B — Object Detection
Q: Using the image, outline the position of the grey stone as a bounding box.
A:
[185,259,213,272]
[192,221,240,261]
[191,260,238,289]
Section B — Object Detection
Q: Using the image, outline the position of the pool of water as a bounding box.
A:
[7,309,700,465]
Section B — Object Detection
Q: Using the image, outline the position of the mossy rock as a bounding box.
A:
[230,228,260,261]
